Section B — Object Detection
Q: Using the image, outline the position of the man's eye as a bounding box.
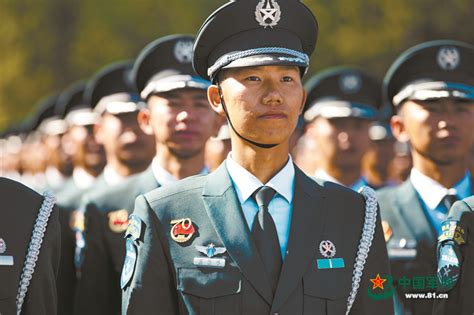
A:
[282,76,294,82]
[246,76,261,81]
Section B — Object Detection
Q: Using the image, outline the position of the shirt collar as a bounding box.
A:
[225,152,294,204]
[103,165,128,186]
[314,169,366,191]
[151,157,208,186]
[73,167,97,190]
[410,168,472,209]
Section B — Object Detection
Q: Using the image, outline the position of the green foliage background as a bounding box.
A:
[1,0,473,130]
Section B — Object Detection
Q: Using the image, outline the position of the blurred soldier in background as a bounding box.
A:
[303,67,383,191]
[362,121,397,189]
[37,94,74,193]
[53,81,106,315]
[74,35,220,315]
[205,123,231,172]
[378,40,474,314]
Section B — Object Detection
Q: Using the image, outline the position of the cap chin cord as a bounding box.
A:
[217,84,278,149]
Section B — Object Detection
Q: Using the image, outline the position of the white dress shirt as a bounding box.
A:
[73,167,97,190]
[226,153,295,259]
[151,157,208,186]
[314,169,367,192]
[103,165,128,186]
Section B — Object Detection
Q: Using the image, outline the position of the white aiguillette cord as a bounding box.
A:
[346,186,378,315]
[16,191,56,315]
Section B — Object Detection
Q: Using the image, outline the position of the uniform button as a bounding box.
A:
[274,313,279,315]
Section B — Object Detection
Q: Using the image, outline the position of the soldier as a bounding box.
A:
[39,97,75,193]
[53,82,106,315]
[362,121,397,189]
[69,61,155,310]
[377,40,474,314]
[304,67,383,191]
[122,1,392,314]
[205,123,231,172]
[74,35,219,315]
[433,196,474,315]
[0,177,60,315]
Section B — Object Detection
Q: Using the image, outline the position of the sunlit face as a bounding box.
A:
[95,111,155,167]
[43,133,73,174]
[144,88,219,159]
[212,65,306,146]
[392,99,474,165]
[65,125,106,170]
[307,116,371,170]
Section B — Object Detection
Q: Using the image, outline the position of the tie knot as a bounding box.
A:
[253,186,276,210]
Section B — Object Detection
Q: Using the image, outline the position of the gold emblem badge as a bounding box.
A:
[108,209,129,233]
[170,218,195,243]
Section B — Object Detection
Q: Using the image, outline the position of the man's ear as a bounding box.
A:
[137,108,154,135]
[93,120,104,144]
[299,89,307,115]
[391,111,410,143]
[207,85,226,117]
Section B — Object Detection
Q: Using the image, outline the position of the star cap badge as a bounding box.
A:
[339,73,362,94]
[0,238,6,254]
[437,46,460,71]
[370,273,387,290]
[319,240,336,258]
[195,243,227,258]
[255,0,281,29]
[174,40,193,63]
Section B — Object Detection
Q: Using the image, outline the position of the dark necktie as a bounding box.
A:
[441,194,459,213]
[251,186,282,294]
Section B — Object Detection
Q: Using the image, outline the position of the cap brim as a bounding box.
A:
[222,54,308,71]
[141,74,210,99]
[304,101,376,121]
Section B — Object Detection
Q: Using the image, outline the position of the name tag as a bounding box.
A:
[0,255,14,266]
[193,257,225,268]
[317,258,344,269]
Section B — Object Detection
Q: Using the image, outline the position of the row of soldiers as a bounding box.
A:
[1,0,473,314]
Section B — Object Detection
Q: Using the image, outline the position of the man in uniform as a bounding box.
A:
[377,40,474,314]
[74,35,220,315]
[0,177,60,315]
[122,1,392,314]
[53,82,106,315]
[362,121,397,189]
[303,67,383,191]
[433,196,474,315]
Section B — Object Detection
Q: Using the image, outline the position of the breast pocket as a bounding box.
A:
[0,266,20,314]
[177,267,242,315]
[303,268,352,315]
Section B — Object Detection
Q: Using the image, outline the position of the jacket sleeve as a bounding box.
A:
[350,201,395,315]
[122,194,178,315]
[21,205,61,315]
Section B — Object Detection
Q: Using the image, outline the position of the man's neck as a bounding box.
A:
[231,140,289,184]
[412,153,469,188]
[320,161,361,187]
[107,158,145,177]
[156,146,206,180]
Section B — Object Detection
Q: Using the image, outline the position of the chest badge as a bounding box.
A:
[170,218,195,243]
[108,209,129,233]
[194,243,226,268]
[0,238,14,266]
[317,240,345,270]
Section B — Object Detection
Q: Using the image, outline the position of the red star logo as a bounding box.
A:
[370,274,387,290]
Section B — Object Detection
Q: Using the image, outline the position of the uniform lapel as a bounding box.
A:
[201,164,274,305]
[271,167,327,312]
[396,180,435,244]
[137,167,161,194]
